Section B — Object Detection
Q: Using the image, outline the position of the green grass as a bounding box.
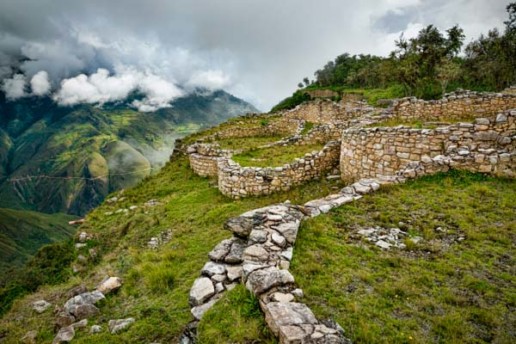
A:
[0,156,344,343]
[232,143,325,167]
[197,284,277,343]
[290,171,516,344]
[301,122,315,135]
[0,208,76,274]
[216,135,284,151]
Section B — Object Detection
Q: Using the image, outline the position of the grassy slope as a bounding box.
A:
[232,143,325,167]
[0,209,76,273]
[290,171,515,343]
[0,155,343,343]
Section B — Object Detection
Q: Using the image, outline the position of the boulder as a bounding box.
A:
[189,277,215,306]
[52,326,75,344]
[32,300,51,313]
[96,276,122,295]
[55,312,76,328]
[68,304,100,320]
[108,318,135,334]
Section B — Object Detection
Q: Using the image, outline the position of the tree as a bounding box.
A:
[436,58,461,97]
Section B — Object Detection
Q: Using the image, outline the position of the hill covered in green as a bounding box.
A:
[0,208,75,273]
[0,90,257,216]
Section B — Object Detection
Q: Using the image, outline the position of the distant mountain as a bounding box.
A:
[0,208,75,274]
[0,90,257,215]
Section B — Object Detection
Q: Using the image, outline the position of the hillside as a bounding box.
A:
[0,90,257,216]
[0,85,513,343]
[0,208,75,274]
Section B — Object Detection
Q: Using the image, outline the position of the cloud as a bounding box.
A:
[30,70,51,95]
[53,68,184,112]
[186,70,231,91]
[1,73,26,100]
[0,0,510,110]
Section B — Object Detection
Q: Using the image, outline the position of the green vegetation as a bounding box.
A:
[271,90,311,112]
[0,155,343,342]
[216,135,284,150]
[0,208,75,273]
[0,240,76,316]
[232,143,324,167]
[198,284,277,343]
[0,90,256,216]
[301,121,315,135]
[290,171,516,343]
[275,3,516,111]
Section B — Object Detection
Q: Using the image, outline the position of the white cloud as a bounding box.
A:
[30,70,51,96]
[1,74,26,100]
[186,70,231,91]
[53,68,184,112]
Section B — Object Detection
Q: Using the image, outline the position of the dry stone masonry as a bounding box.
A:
[385,90,516,122]
[217,141,341,198]
[341,110,515,181]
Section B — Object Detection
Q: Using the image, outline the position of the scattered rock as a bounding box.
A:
[96,276,122,295]
[78,232,89,242]
[32,300,51,313]
[72,319,88,329]
[52,326,75,344]
[21,330,37,344]
[90,325,102,334]
[67,285,88,298]
[108,318,135,334]
[55,312,76,328]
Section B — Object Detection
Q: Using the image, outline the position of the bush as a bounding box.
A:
[270,91,311,112]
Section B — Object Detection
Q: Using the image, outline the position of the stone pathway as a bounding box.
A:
[184,174,415,343]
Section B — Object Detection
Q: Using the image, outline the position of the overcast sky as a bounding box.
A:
[0,0,510,111]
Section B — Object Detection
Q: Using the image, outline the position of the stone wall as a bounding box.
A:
[283,99,375,125]
[387,91,516,121]
[209,117,300,141]
[187,144,232,177]
[341,110,515,181]
[218,141,341,198]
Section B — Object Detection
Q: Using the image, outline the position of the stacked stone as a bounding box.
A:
[341,110,515,181]
[218,141,341,199]
[389,91,516,122]
[187,143,232,177]
[211,117,300,141]
[284,98,374,125]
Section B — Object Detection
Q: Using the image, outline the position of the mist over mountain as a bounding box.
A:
[0,89,257,216]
